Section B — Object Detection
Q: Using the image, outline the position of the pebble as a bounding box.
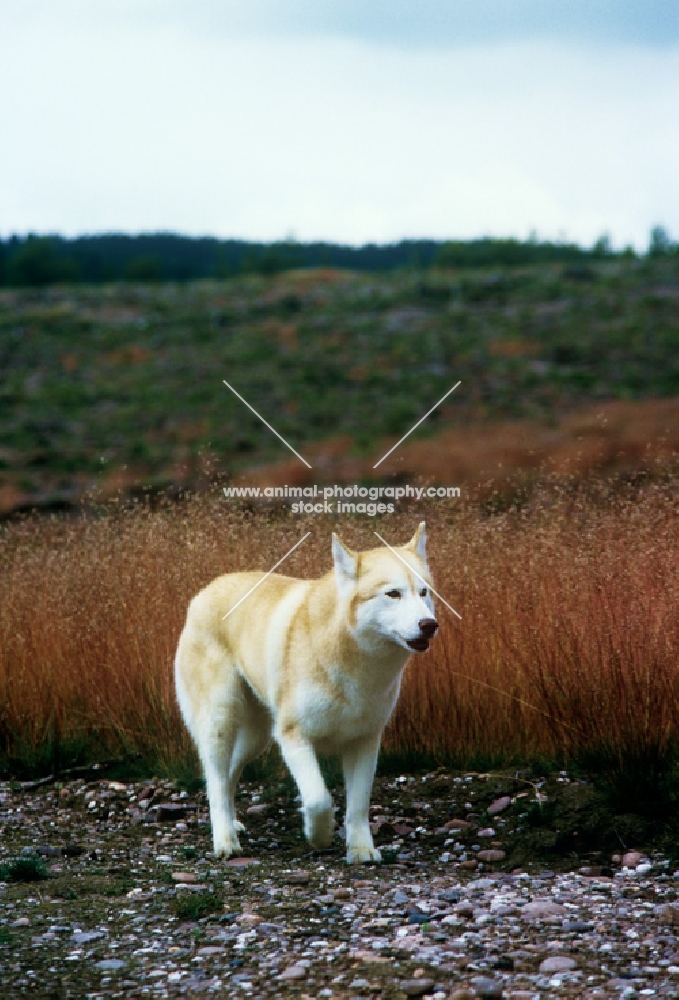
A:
[401,977,436,996]
[471,976,504,997]
[539,955,577,973]
[285,870,311,884]
[521,900,566,921]
[487,796,512,815]
[2,772,678,999]
[477,850,506,862]
[278,965,307,980]
[72,930,104,944]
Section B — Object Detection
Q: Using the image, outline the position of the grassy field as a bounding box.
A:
[1,475,677,799]
[1,254,678,513]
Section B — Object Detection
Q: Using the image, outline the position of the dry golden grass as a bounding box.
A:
[0,474,677,777]
[239,397,679,497]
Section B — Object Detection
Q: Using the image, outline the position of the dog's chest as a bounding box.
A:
[296,669,400,746]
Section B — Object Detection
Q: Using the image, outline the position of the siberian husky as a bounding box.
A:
[174,523,438,863]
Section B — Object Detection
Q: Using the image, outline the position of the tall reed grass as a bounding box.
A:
[1,476,677,782]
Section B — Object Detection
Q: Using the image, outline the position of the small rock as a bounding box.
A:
[12,917,30,926]
[175,821,189,833]
[444,819,472,830]
[539,956,577,973]
[278,965,307,980]
[401,978,436,997]
[659,904,679,926]
[72,930,105,944]
[622,851,643,868]
[487,796,512,815]
[285,870,311,884]
[408,911,432,925]
[521,900,566,921]
[351,979,371,989]
[333,888,351,899]
[172,871,196,883]
[94,959,126,970]
[349,950,389,963]
[477,828,496,837]
[226,857,259,867]
[459,860,478,870]
[471,977,504,998]
[257,921,284,936]
[246,803,268,815]
[477,850,506,862]
[437,889,461,903]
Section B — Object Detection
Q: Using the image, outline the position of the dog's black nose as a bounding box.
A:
[418,618,438,638]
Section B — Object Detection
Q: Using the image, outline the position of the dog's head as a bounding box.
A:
[331,522,438,654]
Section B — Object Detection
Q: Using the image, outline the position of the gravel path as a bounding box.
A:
[1,770,678,999]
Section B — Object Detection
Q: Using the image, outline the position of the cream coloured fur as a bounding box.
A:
[174,522,437,863]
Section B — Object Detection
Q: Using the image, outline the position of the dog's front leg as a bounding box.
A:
[342,733,381,863]
[277,730,334,850]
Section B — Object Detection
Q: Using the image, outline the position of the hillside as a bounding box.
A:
[0,255,678,514]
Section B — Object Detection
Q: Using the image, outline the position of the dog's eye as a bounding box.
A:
[420,588,427,597]
[385,589,401,599]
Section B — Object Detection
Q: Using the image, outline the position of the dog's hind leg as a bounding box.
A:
[199,679,271,858]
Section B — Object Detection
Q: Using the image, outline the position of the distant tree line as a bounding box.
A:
[0,228,674,287]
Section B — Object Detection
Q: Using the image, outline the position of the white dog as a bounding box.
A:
[174,523,437,863]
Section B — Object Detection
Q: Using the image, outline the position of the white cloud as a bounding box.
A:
[1,3,678,247]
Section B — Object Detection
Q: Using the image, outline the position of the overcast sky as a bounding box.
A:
[1,1,678,248]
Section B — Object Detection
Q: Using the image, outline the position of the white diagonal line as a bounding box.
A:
[222,532,312,620]
[373,531,462,620]
[373,381,461,468]
[223,379,312,469]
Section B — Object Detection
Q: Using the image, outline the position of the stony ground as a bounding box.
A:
[2,768,679,1000]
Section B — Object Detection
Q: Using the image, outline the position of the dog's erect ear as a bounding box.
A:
[408,521,427,561]
[332,533,357,585]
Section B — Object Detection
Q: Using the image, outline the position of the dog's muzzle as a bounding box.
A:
[406,617,439,652]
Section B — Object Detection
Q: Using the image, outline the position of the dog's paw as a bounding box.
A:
[346,843,382,864]
[234,820,246,833]
[304,801,334,850]
[212,832,242,859]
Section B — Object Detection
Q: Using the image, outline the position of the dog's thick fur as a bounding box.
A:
[174,523,437,863]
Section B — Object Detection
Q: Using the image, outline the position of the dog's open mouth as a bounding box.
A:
[406,636,430,652]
